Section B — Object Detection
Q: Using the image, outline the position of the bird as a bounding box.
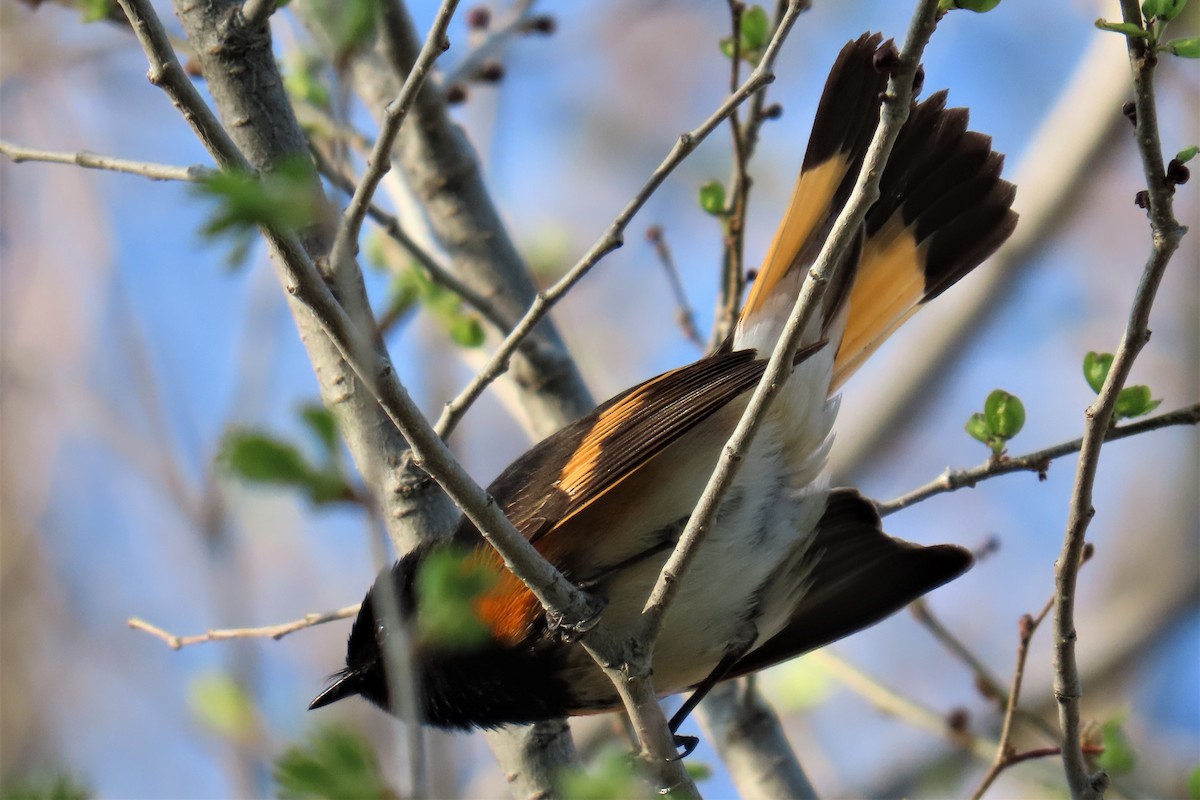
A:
[309,31,1019,742]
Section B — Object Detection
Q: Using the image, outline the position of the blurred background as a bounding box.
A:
[1,0,1197,797]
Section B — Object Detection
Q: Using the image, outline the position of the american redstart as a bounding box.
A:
[310,32,1018,739]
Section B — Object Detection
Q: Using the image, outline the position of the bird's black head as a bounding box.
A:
[309,553,419,714]
[309,544,577,729]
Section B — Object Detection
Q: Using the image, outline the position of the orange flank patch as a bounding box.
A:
[743,157,848,321]
[831,219,926,391]
[472,566,540,646]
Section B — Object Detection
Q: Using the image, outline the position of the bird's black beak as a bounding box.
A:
[309,670,361,711]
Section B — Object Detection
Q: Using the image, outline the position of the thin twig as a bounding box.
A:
[1054,7,1187,797]
[432,11,796,440]
[311,145,523,336]
[645,225,704,348]
[239,0,275,29]
[328,0,461,278]
[911,598,1012,710]
[971,595,1057,799]
[708,0,756,349]
[810,650,997,762]
[0,139,215,182]
[128,605,360,649]
[877,403,1200,516]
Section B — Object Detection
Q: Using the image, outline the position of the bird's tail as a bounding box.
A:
[734,32,1017,391]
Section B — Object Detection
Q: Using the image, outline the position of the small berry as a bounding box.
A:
[445,82,468,104]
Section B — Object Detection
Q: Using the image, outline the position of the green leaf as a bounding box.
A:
[415,548,498,649]
[684,761,713,782]
[447,314,485,348]
[188,672,256,740]
[764,655,834,711]
[274,726,393,800]
[299,403,339,454]
[560,748,643,800]
[1083,351,1114,394]
[984,389,1026,440]
[1095,717,1137,775]
[80,0,113,22]
[220,431,315,486]
[283,53,331,110]
[1,774,92,800]
[940,0,1003,12]
[1095,18,1151,37]
[1177,145,1200,164]
[219,429,351,504]
[1114,385,1161,419]
[965,412,993,445]
[1143,0,1188,20]
[1164,36,1200,57]
[1187,764,1200,800]
[740,6,770,50]
[698,180,727,215]
[193,157,320,266]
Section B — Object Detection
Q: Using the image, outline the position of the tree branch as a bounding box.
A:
[1053,7,1188,797]
[328,0,460,281]
[876,403,1200,516]
[0,139,214,181]
[971,595,1056,799]
[700,678,819,800]
[645,226,704,349]
[292,0,596,440]
[238,0,274,29]
[127,605,359,648]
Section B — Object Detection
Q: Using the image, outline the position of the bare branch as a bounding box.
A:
[328,0,461,277]
[645,225,704,349]
[810,650,997,762]
[876,403,1200,516]
[239,0,275,29]
[699,679,819,800]
[971,595,1057,800]
[127,605,360,649]
[0,139,214,182]
[1054,7,1188,796]
[433,4,799,440]
[312,145,523,337]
